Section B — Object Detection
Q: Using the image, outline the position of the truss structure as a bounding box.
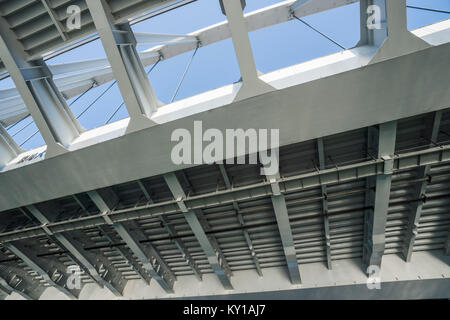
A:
[0,0,449,300]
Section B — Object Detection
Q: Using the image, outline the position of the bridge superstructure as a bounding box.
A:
[0,0,449,299]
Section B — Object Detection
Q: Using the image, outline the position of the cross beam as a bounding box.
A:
[359,0,430,64]
[403,111,442,262]
[136,181,203,281]
[317,138,332,269]
[164,172,233,289]
[0,263,46,300]
[363,121,397,271]
[267,172,302,284]
[86,0,160,133]
[218,164,263,276]
[87,190,176,293]
[41,0,67,41]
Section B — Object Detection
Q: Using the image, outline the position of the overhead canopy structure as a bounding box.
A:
[0,0,449,300]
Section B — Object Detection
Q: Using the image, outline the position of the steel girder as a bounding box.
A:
[1,141,450,245]
[362,121,397,271]
[25,204,126,297]
[87,189,176,293]
[136,180,203,281]
[164,172,233,290]
[402,111,442,262]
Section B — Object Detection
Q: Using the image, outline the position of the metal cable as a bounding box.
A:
[6,115,30,132]
[13,83,96,140]
[104,56,162,125]
[293,14,347,50]
[170,43,199,103]
[407,5,450,15]
[19,82,98,147]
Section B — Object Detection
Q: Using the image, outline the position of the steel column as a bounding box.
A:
[73,194,152,286]
[219,0,274,101]
[86,0,160,132]
[363,121,397,271]
[363,0,431,64]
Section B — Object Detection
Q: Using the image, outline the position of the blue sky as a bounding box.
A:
[3,0,450,150]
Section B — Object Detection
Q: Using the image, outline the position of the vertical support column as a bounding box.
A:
[363,121,397,272]
[403,111,442,262]
[219,0,274,101]
[0,18,83,157]
[0,124,22,167]
[317,138,332,270]
[359,0,431,64]
[87,189,176,293]
[267,173,301,284]
[164,172,233,290]
[86,0,160,133]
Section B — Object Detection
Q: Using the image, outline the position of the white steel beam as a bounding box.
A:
[0,18,83,157]
[267,172,301,284]
[164,172,233,290]
[403,111,442,262]
[317,138,332,269]
[86,0,160,133]
[2,141,450,244]
[363,121,397,271]
[219,0,274,101]
[359,0,431,64]
[87,189,176,293]
[2,4,449,126]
